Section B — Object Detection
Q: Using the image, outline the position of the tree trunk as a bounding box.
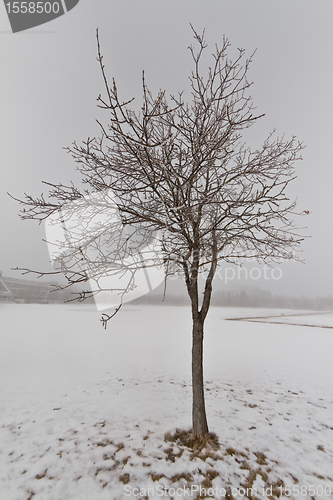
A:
[192,314,209,438]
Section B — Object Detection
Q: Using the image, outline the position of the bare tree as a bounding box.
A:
[14,27,304,440]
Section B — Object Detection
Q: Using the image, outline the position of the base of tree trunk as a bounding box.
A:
[165,428,220,457]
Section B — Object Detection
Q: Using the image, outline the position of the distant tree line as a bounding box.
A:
[132,286,333,311]
[210,290,333,310]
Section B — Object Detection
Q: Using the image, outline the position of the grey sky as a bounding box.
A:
[0,0,332,298]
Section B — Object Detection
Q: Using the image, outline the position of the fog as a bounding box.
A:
[1,0,332,299]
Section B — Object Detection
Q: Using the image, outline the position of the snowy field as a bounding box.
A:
[0,304,332,500]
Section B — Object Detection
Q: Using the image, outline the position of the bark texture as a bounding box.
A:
[191,314,209,437]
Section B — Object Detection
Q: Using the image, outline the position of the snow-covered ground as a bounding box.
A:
[0,304,332,500]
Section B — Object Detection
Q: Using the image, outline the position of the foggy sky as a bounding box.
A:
[1,0,332,298]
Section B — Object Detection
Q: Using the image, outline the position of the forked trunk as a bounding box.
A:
[192,315,209,438]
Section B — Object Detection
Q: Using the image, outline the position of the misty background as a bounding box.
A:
[0,0,332,302]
